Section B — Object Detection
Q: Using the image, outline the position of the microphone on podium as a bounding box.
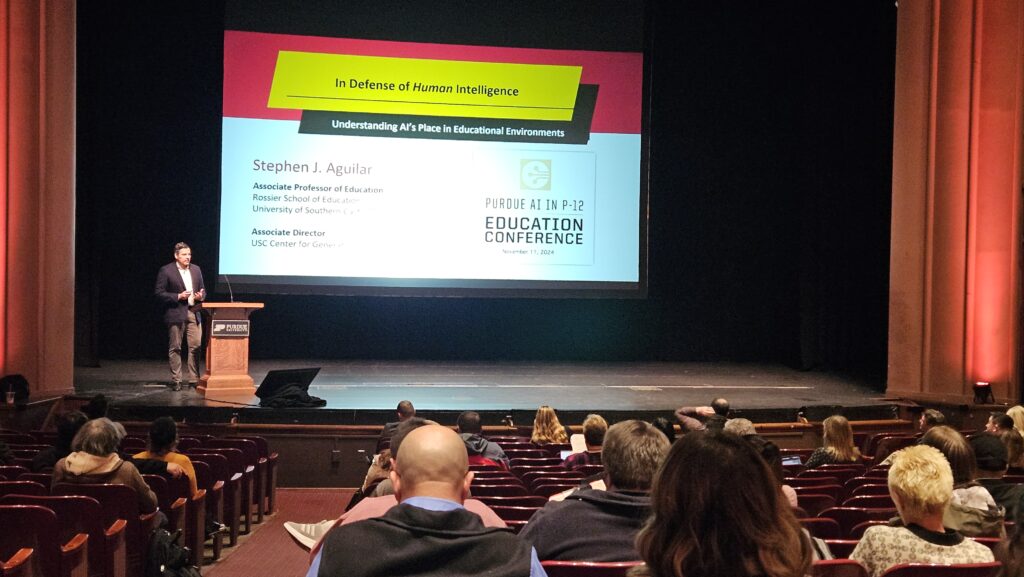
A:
[222,275,235,303]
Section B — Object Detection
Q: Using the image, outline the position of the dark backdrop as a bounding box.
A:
[75,2,895,383]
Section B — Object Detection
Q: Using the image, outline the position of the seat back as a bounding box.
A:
[541,560,643,577]
[799,517,842,540]
[52,482,158,576]
[797,494,837,517]
[0,467,29,482]
[0,504,61,577]
[819,507,898,537]
[490,505,540,521]
[15,473,52,490]
[879,562,1001,576]
[474,495,548,508]
[0,481,46,498]
[0,493,126,577]
[812,559,868,577]
[467,484,528,497]
[842,494,896,509]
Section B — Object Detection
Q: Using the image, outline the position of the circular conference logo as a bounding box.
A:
[520,159,551,191]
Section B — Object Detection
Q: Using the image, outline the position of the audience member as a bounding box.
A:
[918,426,1003,537]
[31,410,88,472]
[673,397,729,433]
[457,410,509,468]
[81,393,110,421]
[724,417,756,436]
[376,400,415,452]
[650,417,675,443]
[133,416,198,496]
[631,432,812,577]
[804,415,861,468]
[308,425,542,577]
[530,405,569,445]
[849,445,993,576]
[563,414,606,470]
[1008,405,1024,437]
[53,417,158,514]
[371,417,432,497]
[521,420,668,561]
[997,523,1024,577]
[971,433,1024,523]
[987,412,1015,434]
[299,417,506,561]
[918,408,946,434]
[744,434,798,509]
[1003,429,1024,469]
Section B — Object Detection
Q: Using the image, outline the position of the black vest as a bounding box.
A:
[318,502,533,577]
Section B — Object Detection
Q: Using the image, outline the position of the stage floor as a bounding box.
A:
[74,359,893,423]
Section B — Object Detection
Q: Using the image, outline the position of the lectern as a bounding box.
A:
[198,302,264,395]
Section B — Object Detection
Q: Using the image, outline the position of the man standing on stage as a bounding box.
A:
[155,242,205,391]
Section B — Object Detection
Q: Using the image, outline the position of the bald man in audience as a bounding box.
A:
[308,425,545,577]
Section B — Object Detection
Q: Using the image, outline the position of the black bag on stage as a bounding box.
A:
[258,383,327,408]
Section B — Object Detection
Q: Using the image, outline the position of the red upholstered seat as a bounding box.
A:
[490,505,540,521]
[0,504,89,577]
[797,494,837,517]
[186,452,240,548]
[849,520,889,539]
[0,547,32,577]
[541,560,642,577]
[799,517,842,540]
[227,435,278,514]
[842,494,896,509]
[191,460,225,560]
[203,438,265,523]
[793,484,843,501]
[848,483,890,498]
[879,562,1001,576]
[474,495,548,508]
[189,447,252,535]
[143,474,206,567]
[52,483,160,577]
[786,477,841,488]
[0,481,46,498]
[823,539,859,559]
[0,494,127,577]
[467,484,529,497]
[0,467,29,482]
[819,507,897,538]
[812,559,868,577]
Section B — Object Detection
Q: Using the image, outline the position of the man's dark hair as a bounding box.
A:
[992,413,1014,431]
[148,416,178,453]
[711,398,730,416]
[390,417,430,458]
[82,394,109,420]
[174,242,190,254]
[651,417,676,443]
[456,411,482,434]
[397,400,415,419]
[705,414,727,431]
[55,411,88,452]
[922,408,946,427]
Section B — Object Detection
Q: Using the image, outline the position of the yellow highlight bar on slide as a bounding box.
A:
[268,51,582,121]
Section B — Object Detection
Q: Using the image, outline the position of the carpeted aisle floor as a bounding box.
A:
[203,488,354,577]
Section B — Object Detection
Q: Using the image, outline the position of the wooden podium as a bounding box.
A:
[198,302,263,396]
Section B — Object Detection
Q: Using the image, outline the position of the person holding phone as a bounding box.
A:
[155,242,205,391]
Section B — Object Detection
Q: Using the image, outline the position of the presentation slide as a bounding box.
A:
[220,23,647,296]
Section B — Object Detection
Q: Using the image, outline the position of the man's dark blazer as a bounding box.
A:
[155,262,205,324]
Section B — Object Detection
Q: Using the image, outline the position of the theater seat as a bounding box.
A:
[541,560,643,577]
[879,562,1001,576]
[0,504,89,577]
[812,559,868,577]
[0,547,32,577]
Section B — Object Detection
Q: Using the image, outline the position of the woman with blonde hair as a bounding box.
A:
[1007,406,1024,438]
[531,405,569,445]
[804,415,862,468]
[631,432,813,577]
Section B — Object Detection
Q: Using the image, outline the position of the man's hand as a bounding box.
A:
[195,288,206,302]
[165,462,184,478]
[696,406,716,417]
[178,290,191,301]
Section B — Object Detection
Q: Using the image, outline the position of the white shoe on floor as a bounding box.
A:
[283,520,334,550]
